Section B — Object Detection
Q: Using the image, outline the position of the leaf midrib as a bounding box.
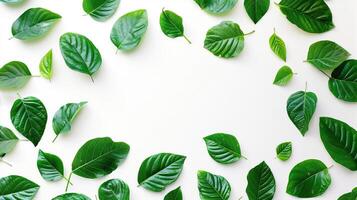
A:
[208,139,241,158]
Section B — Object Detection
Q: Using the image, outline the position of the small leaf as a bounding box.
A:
[164,187,182,200]
[194,0,238,15]
[0,126,18,157]
[110,9,148,51]
[83,0,120,21]
[0,175,39,199]
[246,161,276,200]
[197,170,231,200]
[286,159,331,198]
[269,30,286,61]
[338,187,357,200]
[0,61,31,90]
[39,49,53,80]
[273,66,293,86]
[98,178,130,200]
[286,90,317,136]
[52,193,91,200]
[10,96,48,146]
[12,7,61,40]
[37,150,64,182]
[244,0,270,24]
[276,142,292,161]
[160,9,191,44]
[203,133,242,164]
[138,153,186,192]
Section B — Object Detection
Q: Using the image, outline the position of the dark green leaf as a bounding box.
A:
[160,9,191,44]
[10,96,47,146]
[246,161,276,200]
[338,187,357,200]
[12,7,61,40]
[37,149,64,182]
[197,170,231,200]
[286,159,331,198]
[269,30,286,61]
[98,178,130,200]
[83,0,120,21]
[276,142,292,161]
[0,175,39,199]
[0,61,31,90]
[52,193,91,200]
[164,187,182,200]
[244,0,270,24]
[39,49,53,80]
[138,153,186,192]
[194,0,238,15]
[0,126,18,157]
[273,66,293,86]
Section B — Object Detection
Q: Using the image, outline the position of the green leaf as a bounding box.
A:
[98,179,129,200]
[138,153,186,192]
[246,161,276,200]
[307,40,350,71]
[269,30,286,61]
[11,7,61,40]
[244,0,270,24]
[164,187,182,200]
[277,0,334,33]
[0,175,39,199]
[203,133,242,164]
[273,66,293,86]
[320,117,357,171]
[276,142,292,161]
[286,90,317,136]
[39,49,53,80]
[83,0,120,21]
[0,126,18,157]
[10,96,48,146]
[59,32,102,80]
[204,21,250,58]
[0,61,31,90]
[338,187,357,200]
[37,150,64,182]
[286,159,331,198]
[52,193,91,200]
[197,170,231,200]
[194,0,238,15]
[110,9,148,51]
[0,0,25,4]
[52,102,87,142]
[328,59,357,102]
[160,9,191,44]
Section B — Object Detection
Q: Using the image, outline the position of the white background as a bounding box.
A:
[0,0,357,199]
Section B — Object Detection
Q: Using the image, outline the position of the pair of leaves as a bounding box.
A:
[269,30,286,61]
[11,96,48,146]
[52,193,91,200]
[276,142,292,161]
[194,0,238,15]
[287,159,331,198]
[164,187,182,200]
[160,9,191,44]
[277,0,334,33]
[98,179,130,200]
[273,66,293,86]
[286,90,317,136]
[0,175,39,199]
[246,161,276,200]
[320,117,357,171]
[111,9,148,51]
[203,133,242,164]
[138,153,186,192]
[197,170,231,200]
[244,0,270,24]
[83,0,120,21]
[39,49,53,80]
[12,7,61,40]
[338,188,357,200]
[37,150,65,182]
[0,126,18,157]
[0,61,32,90]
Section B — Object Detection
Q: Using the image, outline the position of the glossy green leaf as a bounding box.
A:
[286,90,317,136]
[338,187,357,200]
[37,150,64,182]
[244,0,270,24]
[138,153,186,192]
[52,193,91,200]
[164,187,182,200]
[83,0,120,21]
[276,142,292,161]
[203,133,242,164]
[269,30,286,61]
[52,102,87,142]
[0,61,31,90]
[39,49,53,80]
[328,59,357,102]
[110,9,148,51]
[246,161,276,200]
[277,0,334,33]
[0,175,39,199]
[59,32,102,80]
[160,9,191,44]
[12,7,61,40]
[286,159,331,198]
[98,178,130,200]
[194,0,238,15]
[197,170,231,200]
[320,117,357,171]
[273,66,293,86]
[10,96,48,146]
[0,126,18,157]
[0,0,25,4]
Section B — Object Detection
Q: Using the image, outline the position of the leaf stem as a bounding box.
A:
[16,92,22,99]
[19,139,29,142]
[241,155,248,160]
[90,76,95,83]
[183,35,192,44]
[304,82,308,92]
[31,75,41,78]
[0,158,13,167]
[328,165,334,169]
[52,135,59,143]
[317,68,331,79]
[63,175,73,186]
[65,172,73,192]
[238,196,243,200]
[244,30,255,36]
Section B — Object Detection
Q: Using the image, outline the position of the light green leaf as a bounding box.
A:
[269,30,286,61]
[0,175,39,199]
[83,0,120,21]
[98,179,130,200]
[39,49,53,80]
[194,0,238,15]
[276,142,292,161]
[160,9,191,44]
[246,161,276,200]
[273,66,293,86]
[0,126,18,158]
[164,187,182,200]
[37,150,64,182]
[0,61,31,90]
[197,170,231,200]
[244,0,270,24]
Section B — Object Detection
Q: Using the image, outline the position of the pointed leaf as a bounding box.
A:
[244,0,270,24]
[37,150,64,182]
[164,187,182,200]
[269,31,286,61]
[160,9,190,43]
[276,142,292,161]
[0,126,18,157]
[338,187,357,200]
[98,178,129,200]
[0,61,31,90]
[194,0,238,15]
[52,193,91,200]
[246,161,276,200]
[273,66,293,86]
[0,175,39,199]
[197,170,231,200]
[39,49,53,80]
[83,0,120,21]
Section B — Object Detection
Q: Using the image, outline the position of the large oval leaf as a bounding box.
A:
[197,170,231,200]
[164,187,182,200]
[0,126,18,157]
[277,0,334,33]
[338,188,357,200]
[273,66,293,86]
[246,161,276,200]
[37,149,64,182]
[320,117,357,171]
[244,0,270,24]
[269,30,286,61]
[98,179,130,200]
[39,49,53,80]
[328,59,357,102]
[137,153,186,192]
[160,9,190,44]
[83,0,120,21]
[59,32,102,80]
[0,175,39,199]
[0,61,31,90]
[12,7,61,40]
[10,96,48,146]
[203,133,242,164]
[276,142,292,161]
[286,159,331,198]
[286,90,317,136]
[110,9,148,51]
[194,0,238,15]
[52,193,91,200]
